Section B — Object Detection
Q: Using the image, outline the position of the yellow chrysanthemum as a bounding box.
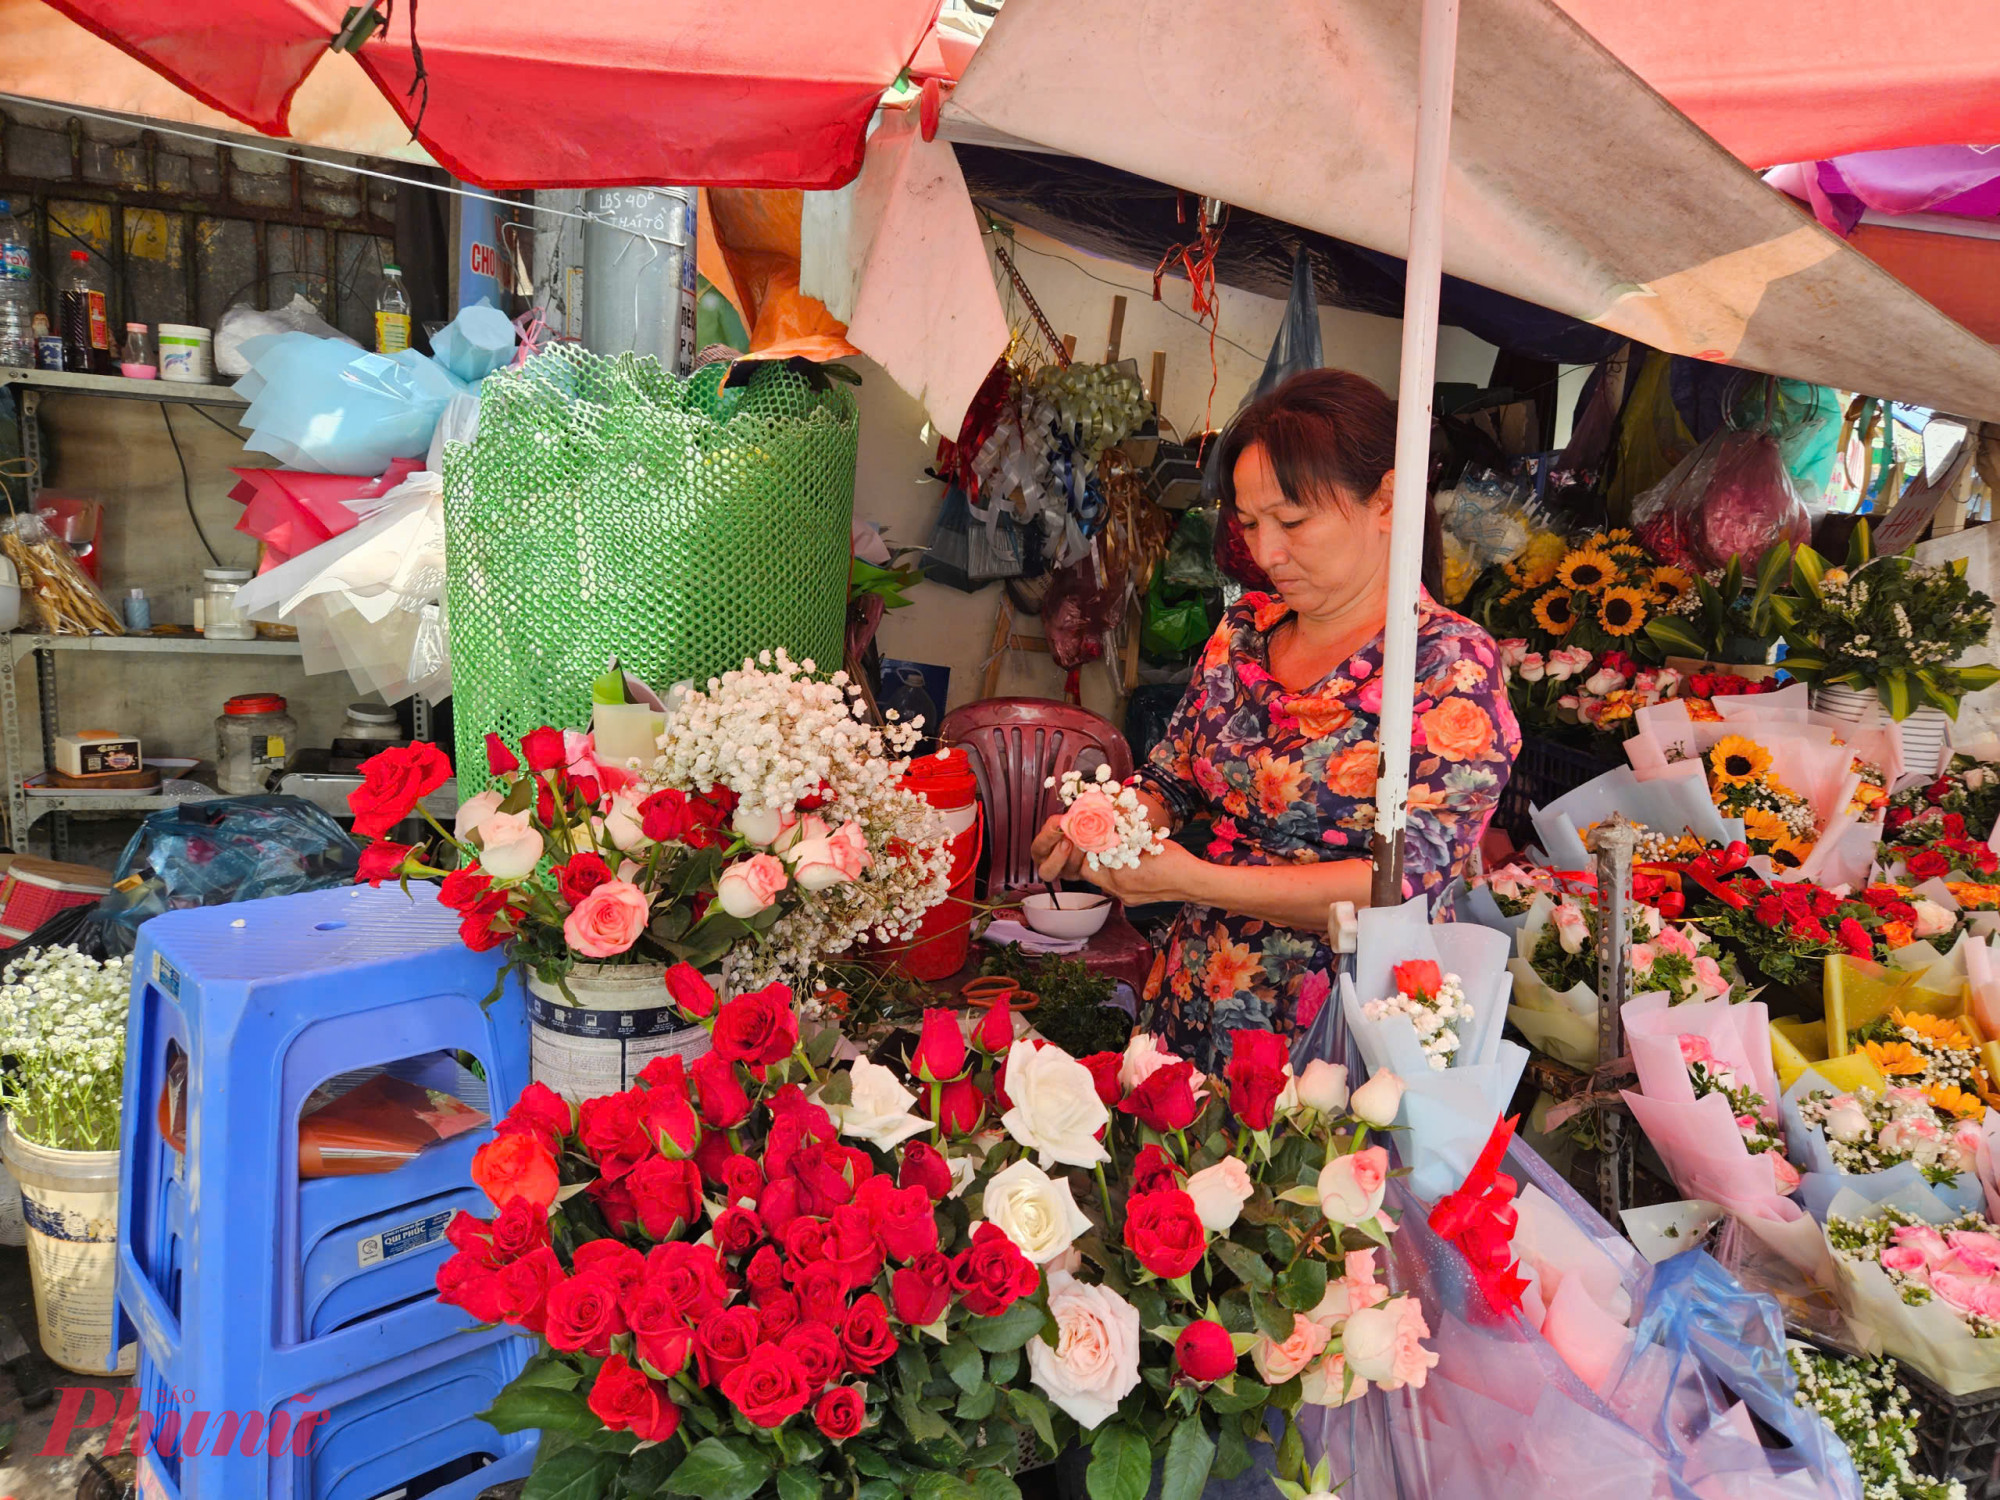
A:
[1768,834,1813,869]
[1648,566,1695,606]
[1924,1083,1987,1121]
[1860,1039,1928,1077]
[1532,589,1577,636]
[1892,1009,1974,1050]
[1598,585,1649,637]
[1710,736,1771,786]
[1740,807,1788,843]
[1557,547,1617,592]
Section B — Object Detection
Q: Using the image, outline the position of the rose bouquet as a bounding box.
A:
[1824,1196,2000,1395]
[1360,960,1473,1072]
[349,651,952,995]
[1783,1069,1985,1224]
[439,977,1435,1500]
[1887,761,2000,848]
[1044,764,1166,871]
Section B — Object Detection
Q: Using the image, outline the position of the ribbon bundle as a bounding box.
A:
[1428,1114,1532,1318]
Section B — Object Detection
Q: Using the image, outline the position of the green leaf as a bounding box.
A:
[969,1296,1049,1352]
[1915,669,1961,719]
[816,1070,853,1108]
[525,1447,620,1500]
[1643,615,1709,661]
[985,1345,1022,1387]
[514,1354,585,1391]
[665,1438,774,1500]
[1878,670,1915,722]
[1007,1386,1058,1458]
[972,1471,1023,1500]
[1253,1294,1296,1342]
[1159,1416,1218,1500]
[776,1468,821,1500]
[895,1388,952,1444]
[1276,1419,1305,1483]
[1211,1238,1273,1291]
[482,1387,599,1435]
[1753,540,1792,603]
[1719,554,1743,607]
[1273,1185,1320,1208]
[897,1344,932,1395]
[1280,1258,1328,1313]
[1766,594,1802,633]
[859,1484,901,1500]
[622,1446,678,1493]
[1792,544,1828,600]
[805,1023,842,1069]
[1086,1422,1154,1500]
[1778,642,1825,678]
[939,1334,985,1393]
[1848,518,1873,568]
[1212,1415,1250,1482]
[1960,665,2000,692]
[955,1380,999,1421]
[910,1476,977,1500]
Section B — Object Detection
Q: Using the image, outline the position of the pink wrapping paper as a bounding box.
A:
[229,459,423,569]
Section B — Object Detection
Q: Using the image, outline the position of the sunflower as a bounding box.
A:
[1598,585,1648,637]
[1605,528,1634,543]
[1531,588,1577,636]
[1924,1083,1986,1121]
[1710,735,1771,786]
[1893,1009,1973,1050]
[1647,566,1695,606]
[1556,547,1617,592]
[1740,807,1788,844]
[1860,1039,1928,1076]
[1768,834,1813,869]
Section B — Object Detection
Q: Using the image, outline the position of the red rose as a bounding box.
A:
[521,726,566,773]
[485,732,520,776]
[826,1206,886,1290]
[1078,1051,1125,1107]
[783,1215,832,1266]
[665,962,718,1019]
[721,1344,814,1429]
[1809,888,1840,918]
[471,1131,559,1211]
[356,840,415,887]
[348,741,452,839]
[535,779,558,826]
[1120,1061,1200,1132]
[911,1007,970,1083]
[1225,1030,1289,1131]
[1945,813,1968,837]
[578,1090,652,1181]
[1131,1144,1185,1196]
[557,851,614,907]
[544,1272,628,1357]
[1175,1319,1237,1383]
[713,1205,764,1257]
[898,1140,953,1202]
[973,997,1014,1057]
[588,1176,641,1237]
[839,1292,898,1373]
[493,1246,564,1334]
[487,1197,550,1264]
[951,1222,1038,1316]
[1907,849,1952,880]
[794,1261,848,1326]
[622,1285,694,1378]
[712,985,800,1068]
[627,1155,704,1240]
[447,1209,497,1262]
[572,1238,646,1299]
[757,1288,801,1342]
[689,1049,753,1131]
[891,1251,953,1327]
[1124,1188,1207,1279]
[642,1078,703,1162]
[854,1176,938,1263]
[1928,779,1954,805]
[498,1081,574,1149]
[695,1304,764,1385]
[640,788,696,843]
[589,1354,681,1443]
[435,1249,506,1324]
[437,865,493,913]
[789,1321,848,1390]
[722,1153,765,1204]
[1837,918,1875,959]
[644,1241,730,1320]
[928,1076,987,1134]
[744,1244,785,1297]
[814,1385,867,1443]
[1886,805,1914,831]
[1392,960,1443,999]
[569,773,601,811]
[457,889,517,952]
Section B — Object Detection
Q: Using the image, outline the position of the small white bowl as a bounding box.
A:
[1020,891,1111,939]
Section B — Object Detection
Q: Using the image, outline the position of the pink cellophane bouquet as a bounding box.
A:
[436,981,1436,1500]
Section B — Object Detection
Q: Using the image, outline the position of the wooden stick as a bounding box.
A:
[1104,295,1127,363]
[983,597,1015,699]
[1060,334,1076,362]
[1149,351,1166,409]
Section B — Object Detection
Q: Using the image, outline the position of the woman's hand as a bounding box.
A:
[1080,839,1207,907]
[1030,815,1087,882]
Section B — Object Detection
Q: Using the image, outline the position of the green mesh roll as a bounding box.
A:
[442,346,858,788]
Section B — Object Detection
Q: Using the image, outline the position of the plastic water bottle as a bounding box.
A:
[0,199,34,368]
[374,265,412,354]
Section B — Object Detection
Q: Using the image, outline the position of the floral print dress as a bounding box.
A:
[1136,590,1519,1071]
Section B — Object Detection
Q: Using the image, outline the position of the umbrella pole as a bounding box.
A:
[1371,0,1461,908]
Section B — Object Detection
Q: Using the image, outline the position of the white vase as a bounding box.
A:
[523,960,713,1102]
[1,1115,135,1374]
[1811,682,1953,786]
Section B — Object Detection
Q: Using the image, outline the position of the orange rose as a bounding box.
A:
[1293,695,1353,740]
[1329,744,1378,799]
[1060,789,1122,854]
[1881,920,1916,950]
[1418,697,1494,762]
[472,1131,560,1211]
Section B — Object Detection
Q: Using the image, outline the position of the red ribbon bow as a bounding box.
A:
[1640,840,1754,912]
[1427,1114,1531,1318]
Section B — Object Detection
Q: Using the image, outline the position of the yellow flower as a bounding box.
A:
[1860,1039,1928,1077]
[1892,1009,1973,1051]
[1710,736,1771,786]
[1498,586,1525,607]
[1768,834,1813,869]
[1557,547,1617,592]
[1598,585,1648,637]
[1532,588,1577,636]
[1647,566,1695,606]
[1604,528,1634,543]
[1741,807,1788,843]
[1924,1083,1986,1121]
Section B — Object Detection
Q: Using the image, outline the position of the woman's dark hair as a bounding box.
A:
[1213,368,1443,598]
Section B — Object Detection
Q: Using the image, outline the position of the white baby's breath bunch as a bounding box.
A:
[653,649,952,987]
[1789,1343,1965,1500]
[0,945,132,1151]
[1045,764,1166,871]
[1363,970,1472,1071]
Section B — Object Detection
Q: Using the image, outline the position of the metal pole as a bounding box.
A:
[1371,0,1461,906]
[1589,816,1638,1219]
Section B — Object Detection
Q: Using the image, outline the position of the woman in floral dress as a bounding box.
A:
[1033,370,1518,1070]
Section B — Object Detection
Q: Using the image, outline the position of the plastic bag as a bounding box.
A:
[0,510,121,634]
[1159,507,1224,593]
[235,332,471,475]
[1634,421,1812,574]
[1043,557,1123,671]
[426,300,517,386]
[214,292,357,378]
[1202,244,1322,502]
[298,1065,488,1178]
[922,485,982,593]
[1140,578,1215,661]
[85,796,361,955]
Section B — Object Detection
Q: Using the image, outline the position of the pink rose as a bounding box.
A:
[1769,1155,1800,1193]
[791,819,871,892]
[1882,1244,1931,1276]
[1948,1230,2000,1275]
[1060,791,1121,855]
[1312,1248,1390,1322]
[716,853,789,919]
[1342,1296,1436,1391]
[1317,1147,1389,1224]
[1968,1283,2000,1321]
[1629,944,1657,974]
[1249,1312,1330,1382]
[1691,956,1727,998]
[1892,1224,1950,1264]
[1656,925,1696,960]
[1677,1035,1716,1067]
[563,879,650,958]
[1932,1270,1988,1312]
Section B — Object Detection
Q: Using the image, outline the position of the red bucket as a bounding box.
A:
[890,805,983,981]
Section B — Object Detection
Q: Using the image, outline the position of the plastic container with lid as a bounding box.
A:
[339,702,403,743]
[215,693,295,794]
[158,322,213,383]
[199,567,256,640]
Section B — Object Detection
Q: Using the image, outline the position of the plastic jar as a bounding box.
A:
[339,702,402,743]
[200,567,255,640]
[215,694,295,794]
[157,323,213,383]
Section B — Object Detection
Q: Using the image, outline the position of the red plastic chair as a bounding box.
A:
[939,698,1156,994]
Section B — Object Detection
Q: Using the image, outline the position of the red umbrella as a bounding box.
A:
[39,0,946,189]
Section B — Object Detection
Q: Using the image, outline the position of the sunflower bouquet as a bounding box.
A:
[1706,735,1820,869]
[1486,528,1692,654]
[1853,1008,1993,1121]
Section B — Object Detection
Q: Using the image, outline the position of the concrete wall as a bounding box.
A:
[856,224,1500,721]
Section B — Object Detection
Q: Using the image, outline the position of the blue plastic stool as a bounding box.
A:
[117,884,538,1499]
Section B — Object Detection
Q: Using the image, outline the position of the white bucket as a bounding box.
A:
[156,323,213,384]
[525,962,712,1102]
[0,1148,26,1248]
[2,1115,135,1374]
[1812,683,1953,788]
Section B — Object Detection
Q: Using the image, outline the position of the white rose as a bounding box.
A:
[1001,1041,1111,1169]
[1296,1059,1349,1114]
[1027,1271,1141,1430]
[1183,1157,1254,1233]
[1299,1351,1368,1408]
[1822,1102,1871,1144]
[981,1159,1092,1263]
[827,1057,931,1151]
[1316,1148,1388,1224]
[454,788,504,842]
[731,803,793,848]
[1341,1297,1436,1390]
[602,793,648,851]
[1120,1032,1204,1095]
[1350,1071,1405,1128]
[476,809,545,880]
[1584,668,1624,696]
[1913,899,1957,939]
